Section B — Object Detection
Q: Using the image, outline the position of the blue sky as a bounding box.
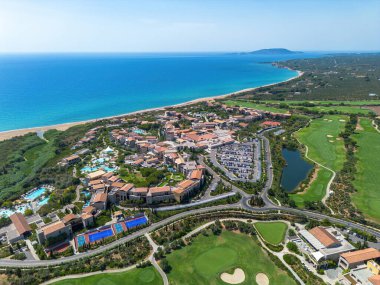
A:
[0,0,379,52]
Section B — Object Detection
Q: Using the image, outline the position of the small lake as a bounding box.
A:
[281,148,313,193]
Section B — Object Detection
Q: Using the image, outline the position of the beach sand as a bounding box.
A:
[0,70,303,141]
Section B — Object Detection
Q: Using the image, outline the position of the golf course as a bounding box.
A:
[223,100,288,114]
[165,230,297,285]
[290,115,347,207]
[51,267,163,285]
[254,222,288,245]
[351,118,380,223]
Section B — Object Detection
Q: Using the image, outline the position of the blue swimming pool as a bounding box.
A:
[37,197,49,207]
[25,187,46,201]
[114,223,124,234]
[77,235,86,247]
[125,216,148,229]
[88,228,114,243]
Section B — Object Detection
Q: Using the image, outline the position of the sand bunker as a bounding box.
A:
[326,135,334,138]
[329,140,335,143]
[256,273,269,285]
[339,119,346,122]
[220,268,245,284]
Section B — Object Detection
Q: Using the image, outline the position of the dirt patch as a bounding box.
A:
[220,268,245,284]
[256,273,269,285]
[363,105,380,116]
[356,118,364,131]
[298,165,319,194]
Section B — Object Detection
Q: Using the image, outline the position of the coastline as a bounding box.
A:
[0,70,303,141]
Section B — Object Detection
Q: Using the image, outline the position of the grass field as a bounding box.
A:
[262,100,380,106]
[51,267,163,285]
[351,118,380,223]
[298,105,373,115]
[254,222,288,245]
[290,115,347,207]
[165,230,296,285]
[223,100,288,114]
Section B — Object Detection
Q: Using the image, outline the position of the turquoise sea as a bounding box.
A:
[0,53,320,131]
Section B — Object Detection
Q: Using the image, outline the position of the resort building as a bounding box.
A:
[173,179,200,202]
[146,186,173,204]
[299,226,355,264]
[339,248,380,269]
[7,213,32,244]
[90,192,108,210]
[37,220,73,245]
[61,154,81,166]
[338,248,380,285]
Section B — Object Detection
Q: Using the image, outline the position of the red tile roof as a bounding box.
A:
[10,213,31,235]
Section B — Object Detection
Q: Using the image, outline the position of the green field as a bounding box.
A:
[165,230,296,285]
[290,115,347,207]
[263,100,380,106]
[298,105,373,115]
[352,118,380,223]
[254,222,287,245]
[223,100,288,114]
[51,267,163,285]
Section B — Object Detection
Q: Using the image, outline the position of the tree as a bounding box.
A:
[160,258,171,273]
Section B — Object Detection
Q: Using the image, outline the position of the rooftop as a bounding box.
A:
[10,213,31,235]
[341,248,380,264]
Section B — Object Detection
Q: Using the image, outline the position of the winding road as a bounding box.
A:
[1,130,379,268]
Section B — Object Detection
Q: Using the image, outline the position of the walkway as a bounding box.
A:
[41,264,137,285]
[145,233,169,285]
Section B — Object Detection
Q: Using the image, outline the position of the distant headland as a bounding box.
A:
[244,48,304,55]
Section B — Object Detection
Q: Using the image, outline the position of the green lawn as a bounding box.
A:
[262,100,380,106]
[165,230,296,285]
[290,115,347,207]
[254,222,288,245]
[223,100,289,114]
[298,105,373,115]
[51,267,163,285]
[351,118,380,223]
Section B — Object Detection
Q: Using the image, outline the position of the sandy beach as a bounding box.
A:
[0,70,303,141]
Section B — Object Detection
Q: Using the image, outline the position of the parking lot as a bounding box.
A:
[213,141,261,182]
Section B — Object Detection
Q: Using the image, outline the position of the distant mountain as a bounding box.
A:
[247,48,303,55]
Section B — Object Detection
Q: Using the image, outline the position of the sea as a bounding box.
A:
[0,52,322,132]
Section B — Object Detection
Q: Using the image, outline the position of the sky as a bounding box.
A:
[0,0,379,53]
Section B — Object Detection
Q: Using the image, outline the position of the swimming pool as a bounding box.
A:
[125,216,148,229]
[114,223,124,234]
[81,165,116,173]
[77,235,86,247]
[133,129,146,135]
[88,228,114,243]
[37,197,50,207]
[0,204,30,217]
[25,187,46,201]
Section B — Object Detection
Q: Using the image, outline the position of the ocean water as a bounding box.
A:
[0,52,319,131]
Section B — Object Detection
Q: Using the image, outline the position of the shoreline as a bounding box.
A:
[0,70,303,141]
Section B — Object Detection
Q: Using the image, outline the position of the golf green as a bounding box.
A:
[165,230,296,285]
[352,118,380,223]
[254,222,287,245]
[290,115,347,207]
[51,267,163,285]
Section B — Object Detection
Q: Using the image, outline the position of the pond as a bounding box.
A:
[280,148,313,193]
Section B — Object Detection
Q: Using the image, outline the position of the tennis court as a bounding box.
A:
[114,223,124,234]
[125,216,148,229]
[88,228,114,243]
[77,235,86,247]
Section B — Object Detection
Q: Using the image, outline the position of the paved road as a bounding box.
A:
[1,130,379,268]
